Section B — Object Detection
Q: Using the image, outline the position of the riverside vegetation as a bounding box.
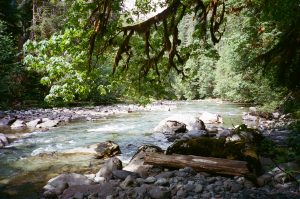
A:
[0,0,299,198]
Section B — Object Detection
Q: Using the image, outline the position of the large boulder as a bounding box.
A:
[123,145,163,178]
[91,141,121,159]
[154,115,206,141]
[154,115,205,132]
[95,157,123,180]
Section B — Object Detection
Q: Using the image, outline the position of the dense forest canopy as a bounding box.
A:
[0,0,299,112]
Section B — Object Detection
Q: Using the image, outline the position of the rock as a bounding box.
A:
[112,170,140,180]
[249,107,257,112]
[0,111,5,119]
[133,186,147,198]
[216,129,233,138]
[120,175,136,188]
[165,120,187,133]
[90,141,121,159]
[0,133,9,148]
[195,184,203,193]
[47,173,93,187]
[96,157,122,180]
[184,183,195,191]
[73,192,84,199]
[154,115,205,133]
[123,145,163,178]
[155,171,174,179]
[10,119,26,129]
[36,119,60,129]
[144,176,157,184]
[257,173,273,186]
[274,172,288,183]
[231,182,243,192]
[199,112,223,124]
[61,183,115,199]
[272,112,280,119]
[44,173,93,196]
[226,134,242,142]
[155,178,169,186]
[148,186,171,199]
[183,130,208,139]
[26,118,42,128]
[0,116,16,127]
[242,113,258,122]
[176,189,187,198]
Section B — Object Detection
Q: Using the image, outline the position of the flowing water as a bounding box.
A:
[0,100,249,198]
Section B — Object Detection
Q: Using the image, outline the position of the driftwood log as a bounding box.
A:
[144,152,250,176]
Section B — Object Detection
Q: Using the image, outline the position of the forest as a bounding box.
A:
[0,0,298,112]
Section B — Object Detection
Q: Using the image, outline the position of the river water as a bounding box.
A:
[0,100,249,198]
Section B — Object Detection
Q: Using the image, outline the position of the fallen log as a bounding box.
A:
[144,152,250,176]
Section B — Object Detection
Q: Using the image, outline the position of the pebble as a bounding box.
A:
[155,178,169,186]
[195,184,203,193]
[144,176,156,184]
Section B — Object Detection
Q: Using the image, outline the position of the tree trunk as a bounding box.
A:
[144,152,250,176]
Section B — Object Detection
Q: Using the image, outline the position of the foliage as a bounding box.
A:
[15,0,300,109]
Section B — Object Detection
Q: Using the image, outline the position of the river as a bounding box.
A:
[0,100,249,198]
